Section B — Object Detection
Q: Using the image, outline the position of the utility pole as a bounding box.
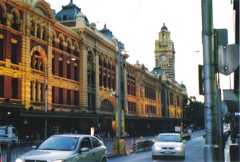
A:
[117,41,122,141]
[201,0,220,161]
[234,0,240,159]
[44,60,48,140]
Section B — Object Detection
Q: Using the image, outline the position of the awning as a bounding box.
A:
[21,111,109,119]
[223,89,240,112]
[224,100,240,112]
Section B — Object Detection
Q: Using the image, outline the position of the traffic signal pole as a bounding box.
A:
[201,0,220,161]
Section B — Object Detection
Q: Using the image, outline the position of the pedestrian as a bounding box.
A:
[107,132,111,141]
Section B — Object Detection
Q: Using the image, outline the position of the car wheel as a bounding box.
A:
[101,157,107,162]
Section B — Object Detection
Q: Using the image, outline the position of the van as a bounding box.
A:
[0,125,19,144]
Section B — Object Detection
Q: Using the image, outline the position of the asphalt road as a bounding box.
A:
[107,130,228,162]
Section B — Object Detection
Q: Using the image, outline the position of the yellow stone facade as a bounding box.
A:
[0,0,188,139]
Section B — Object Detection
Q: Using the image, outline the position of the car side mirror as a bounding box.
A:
[80,147,89,152]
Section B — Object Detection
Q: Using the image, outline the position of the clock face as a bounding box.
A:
[160,55,166,62]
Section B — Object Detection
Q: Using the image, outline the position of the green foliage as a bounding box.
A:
[185,99,204,126]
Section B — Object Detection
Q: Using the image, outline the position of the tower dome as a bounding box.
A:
[161,23,168,30]
[100,24,114,39]
[55,0,89,23]
[180,81,187,89]
[151,67,163,75]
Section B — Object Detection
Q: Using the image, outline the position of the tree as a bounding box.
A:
[185,98,204,128]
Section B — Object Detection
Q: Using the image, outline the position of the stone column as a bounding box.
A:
[79,43,88,112]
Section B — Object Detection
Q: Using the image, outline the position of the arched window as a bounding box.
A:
[12,12,19,30]
[100,99,114,112]
[87,53,95,86]
[74,41,79,57]
[67,44,72,54]
[59,36,64,50]
[99,57,103,87]
[31,19,36,36]
[42,27,47,41]
[0,6,3,24]
[31,51,43,71]
[37,23,41,39]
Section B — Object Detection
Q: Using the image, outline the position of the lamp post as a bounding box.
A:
[44,62,49,139]
[117,41,122,140]
[111,41,128,155]
[181,107,184,135]
[202,0,219,161]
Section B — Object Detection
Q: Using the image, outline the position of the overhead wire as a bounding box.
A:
[132,0,142,22]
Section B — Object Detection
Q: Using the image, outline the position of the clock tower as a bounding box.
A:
[154,23,175,80]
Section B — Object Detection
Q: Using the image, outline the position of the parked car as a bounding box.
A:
[152,133,186,160]
[15,134,108,162]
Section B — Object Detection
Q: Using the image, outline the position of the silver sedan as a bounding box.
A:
[152,133,186,160]
[16,134,108,162]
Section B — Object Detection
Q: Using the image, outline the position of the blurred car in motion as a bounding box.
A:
[16,134,108,162]
[152,133,186,160]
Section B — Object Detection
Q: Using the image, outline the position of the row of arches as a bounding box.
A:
[0,2,21,30]
[0,1,81,58]
[52,30,80,57]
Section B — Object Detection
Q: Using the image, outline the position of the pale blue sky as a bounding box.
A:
[47,0,235,102]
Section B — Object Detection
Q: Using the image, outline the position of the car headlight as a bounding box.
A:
[15,158,23,162]
[153,146,161,150]
[175,146,182,151]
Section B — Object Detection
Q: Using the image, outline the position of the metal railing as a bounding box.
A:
[0,141,41,162]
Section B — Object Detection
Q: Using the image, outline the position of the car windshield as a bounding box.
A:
[37,136,79,151]
[157,135,182,142]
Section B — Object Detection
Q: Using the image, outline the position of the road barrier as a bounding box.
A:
[0,141,36,162]
[132,138,154,152]
[181,134,191,140]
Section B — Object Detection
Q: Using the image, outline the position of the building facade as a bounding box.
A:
[0,0,189,140]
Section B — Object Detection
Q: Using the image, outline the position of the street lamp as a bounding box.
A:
[113,41,130,155]
[44,62,48,139]
[117,41,122,141]
[116,41,129,139]
[181,107,184,135]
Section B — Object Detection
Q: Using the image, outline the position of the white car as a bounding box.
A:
[16,134,108,162]
[152,133,186,160]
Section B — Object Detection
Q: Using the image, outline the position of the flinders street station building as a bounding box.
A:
[0,0,189,140]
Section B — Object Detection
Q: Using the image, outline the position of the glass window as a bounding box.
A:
[80,137,92,149]
[38,136,79,151]
[91,137,102,148]
[0,39,3,60]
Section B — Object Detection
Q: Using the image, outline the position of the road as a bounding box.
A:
[108,130,205,162]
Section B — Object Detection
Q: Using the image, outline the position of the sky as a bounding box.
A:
[47,0,235,102]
